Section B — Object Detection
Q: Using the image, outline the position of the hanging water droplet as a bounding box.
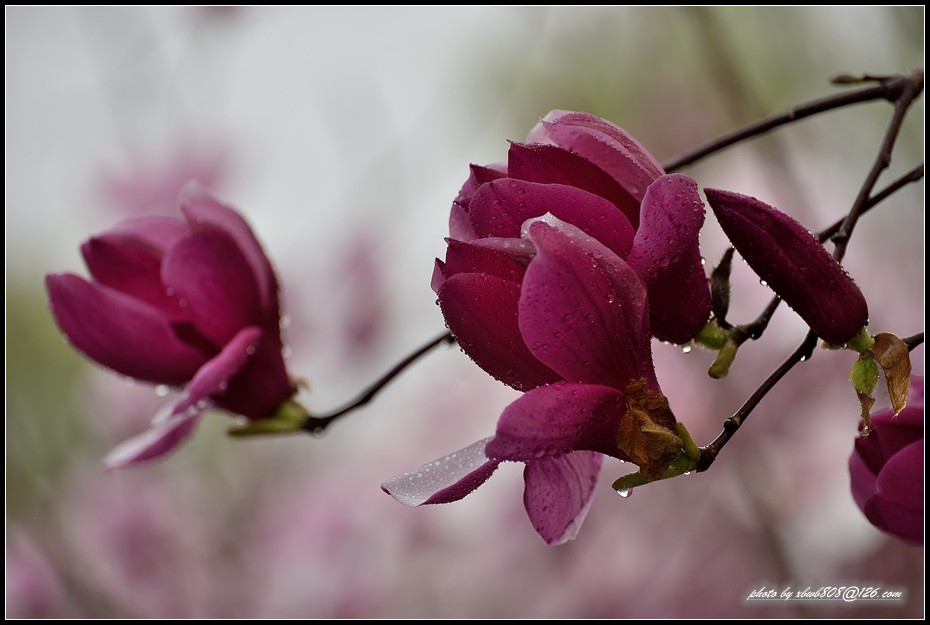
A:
[280,315,291,329]
[155,385,170,397]
[246,345,256,356]
[281,345,293,358]
[616,488,632,498]
[165,287,175,296]
[683,471,692,476]
[759,279,768,287]
[680,344,692,354]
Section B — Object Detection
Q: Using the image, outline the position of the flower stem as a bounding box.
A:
[903,332,924,352]
[302,331,455,433]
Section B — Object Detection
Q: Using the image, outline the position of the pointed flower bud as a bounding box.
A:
[704,188,868,345]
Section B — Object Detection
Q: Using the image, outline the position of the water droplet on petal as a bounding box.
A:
[680,344,692,354]
[155,385,170,397]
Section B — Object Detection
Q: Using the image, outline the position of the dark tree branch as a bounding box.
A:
[903,332,924,352]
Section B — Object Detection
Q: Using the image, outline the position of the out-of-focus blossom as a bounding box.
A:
[6,534,65,618]
[849,376,924,544]
[46,185,297,467]
[385,217,684,545]
[97,145,227,218]
[704,188,869,345]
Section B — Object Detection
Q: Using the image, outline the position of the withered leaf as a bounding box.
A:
[617,379,682,480]
[869,333,912,415]
[856,391,875,433]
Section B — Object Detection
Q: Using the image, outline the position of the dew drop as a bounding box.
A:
[246,345,256,356]
[178,298,188,308]
[282,345,293,358]
[759,280,768,287]
[218,381,228,391]
[684,471,692,476]
[616,488,632,498]
[155,385,170,397]
[280,315,291,329]
[680,344,692,354]
[166,287,175,296]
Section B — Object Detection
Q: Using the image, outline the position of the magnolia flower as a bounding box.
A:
[704,188,869,345]
[385,217,684,545]
[849,376,924,544]
[46,186,297,467]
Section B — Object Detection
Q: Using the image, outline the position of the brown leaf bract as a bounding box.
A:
[869,333,912,416]
[617,379,682,479]
[857,391,875,433]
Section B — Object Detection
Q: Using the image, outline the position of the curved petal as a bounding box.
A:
[519,218,656,388]
[439,273,561,391]
[212,331,296,420]
[533,110,664,202]
[627,174,711,344]
[508,142,642,228]
[179,184,279,319]
[102,407,202,470]
[449,201,479,242]
[468,179,635,258]
[852,433,885,485]
[454,163,508,209]
[381,438,501,506]
[705,187,868,345]
[867,441,924,544]
[523,451,603,545]
[161,229,262,347]
[849,447,878,512]
[46,273,207,385]
[175,326,263,415]
[486,383,627,462]
[106,216,188,253]
[81,236,185,321]
[442,238,528,284]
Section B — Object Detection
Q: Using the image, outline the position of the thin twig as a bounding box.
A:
[903,332,925,352]
[302,331,455,433]
[662,79,905,171]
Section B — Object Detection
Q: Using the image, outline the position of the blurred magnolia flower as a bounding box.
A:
[46,185,301,467]
[849,376,924,544]
[385,111,717,544]
[97,144,227,217]
[705,188,869,345]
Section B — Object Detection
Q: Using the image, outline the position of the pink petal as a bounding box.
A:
[523,451,603,545]
[174,326,262,415]
[81,235,185,321]
[212,331,295,420]
[849,447,878,512]
[431,258,448,294]
[705,187,868,345]
[468,179,635,258]
[519,218,656,388]
[381,438,501,506]
[46,273,207,385]
[160,229,262,347]
[179,184,280,319]
[486,383,627,462]
[106,216,189,252]
[534,110,664,201]
[868,441,924,544]
[508,142,642,228]
[102,407,202,469]
[627,174,711,344]
[443,238,528,284]
[454,163,508,209]
[438,272,561,391]
[449,201,479,242]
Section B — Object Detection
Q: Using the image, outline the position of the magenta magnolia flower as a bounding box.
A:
[385,216,684,545]
[849,377,924,545]
[704,188,869,345]
[46,185,296,468]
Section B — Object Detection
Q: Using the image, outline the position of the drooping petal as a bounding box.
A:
[101,408,202,469]
[438,272,561,391]
[705,188,869,345]
[468,179,635,258]
[212,331,296,420]
[523,451,603,545]
[519,218,656,388]
[174,326,262,415]
[160,229,262,347]
[627,174,711,344]
[508,142,642,228]
[81,235,185,321]
[45,273,207,385]
[179,184,280,319]
[866,441,924,544]
[532,110,664,202]
[381,438,501,506]
[442,238,528,284]
[486,383,628,462]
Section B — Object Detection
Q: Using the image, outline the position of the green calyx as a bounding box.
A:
[227,398,309,437]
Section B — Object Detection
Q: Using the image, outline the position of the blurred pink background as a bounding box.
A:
[6,6,924,618]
